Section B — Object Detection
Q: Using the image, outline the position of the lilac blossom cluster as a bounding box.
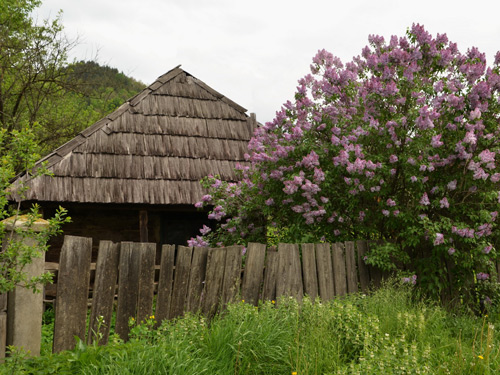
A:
[191,24,500,299]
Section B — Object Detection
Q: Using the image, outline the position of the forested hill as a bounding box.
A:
[35,61,146,155]
[69,61,146,114]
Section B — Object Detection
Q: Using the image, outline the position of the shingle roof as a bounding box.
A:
[11,66,256,204]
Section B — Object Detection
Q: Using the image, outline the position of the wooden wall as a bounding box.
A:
[39,203,211,262]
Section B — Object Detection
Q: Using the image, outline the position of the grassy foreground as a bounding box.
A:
[3,281,500,374]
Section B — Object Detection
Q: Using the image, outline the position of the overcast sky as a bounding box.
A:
[35,0,500,124]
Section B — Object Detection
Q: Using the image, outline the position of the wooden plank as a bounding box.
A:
[155,244,175,323]
[139,210,148,242]
[301,244,318,300]
[0,313,5,360]
[169,246,193,319]
[136,243,156,323]
[497,260,500,283]
[332,242,347,296]
[0,294,6,312]
[345,241,359,294]
[221,246,243,306]
[115,242,141,342]
[356,241,371,292]
[87,241,120,345]
[316,243,335,301]
[186,247,209,313]
[261,248,278,302]
[53,235,92,353]
[276,244,303,302]
[241,243,266,305]
[201,248,226,317]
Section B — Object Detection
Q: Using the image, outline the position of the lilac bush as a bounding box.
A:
[193,24,500,302]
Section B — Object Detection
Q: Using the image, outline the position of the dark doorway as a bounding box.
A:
[160,211,212,246]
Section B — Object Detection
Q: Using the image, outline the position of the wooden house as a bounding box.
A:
[10,66,256,261]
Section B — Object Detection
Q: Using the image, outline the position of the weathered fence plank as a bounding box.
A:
[301,243,318,300]
[0,312,5,360]
[316,243,335,301]
[202,248,226,317]
[186,247,209,313]
[356,241,370,292]
[136,243,156,323]
[0,293,6,359]
[276,243,303,302]
[115,242,141,341]
[155,244,175,323]
[87,241,120,345]
[262,247,278,302]
[241,243,266,305]
[53,235,92,353]
[332,242,347,296]
[169,246,193,319]
[221,246,243,307]
[345,241,359,294]
[496,259,500,283]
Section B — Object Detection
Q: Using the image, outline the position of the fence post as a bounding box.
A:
[2,215,49,357]
[0,293,6,360]
[52,235,92,353]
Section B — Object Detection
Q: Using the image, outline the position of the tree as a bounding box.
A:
[0,0,74,134]
[0,1,145,157]
[193,24,500,305]
[0,124,69,293]
[0,0,70,293]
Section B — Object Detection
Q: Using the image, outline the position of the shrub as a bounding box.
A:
[194,24,500,304]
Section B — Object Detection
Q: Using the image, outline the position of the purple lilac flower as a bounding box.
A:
[470,108,482,120]
[448,247,456,255]
[194,201,203,208]
[386,199,396,207]
[447,180,457,190]
[431,134,444,148]
[402,275,417,285]
[265,198,274,206]
[411,176,417,183]
[477,272,489,281]
[439,197,449,208]
[434,233,444,246]
[420,193,430,206]
[479,149,495,163]
[200,225,211,235]
[483,245,493,254]
[382,210,390,217]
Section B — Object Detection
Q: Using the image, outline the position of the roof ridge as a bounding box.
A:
[185,72,248,114]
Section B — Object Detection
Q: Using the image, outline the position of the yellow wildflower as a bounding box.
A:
[292,372,297,375]
[478,355,484,360]
[271,300,276,304]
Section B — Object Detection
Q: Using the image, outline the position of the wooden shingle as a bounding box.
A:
[11,67,255,205]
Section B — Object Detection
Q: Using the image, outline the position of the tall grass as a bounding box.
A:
[4,280,500,374]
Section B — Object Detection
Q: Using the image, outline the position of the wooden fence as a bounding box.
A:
[49,235,387,353]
